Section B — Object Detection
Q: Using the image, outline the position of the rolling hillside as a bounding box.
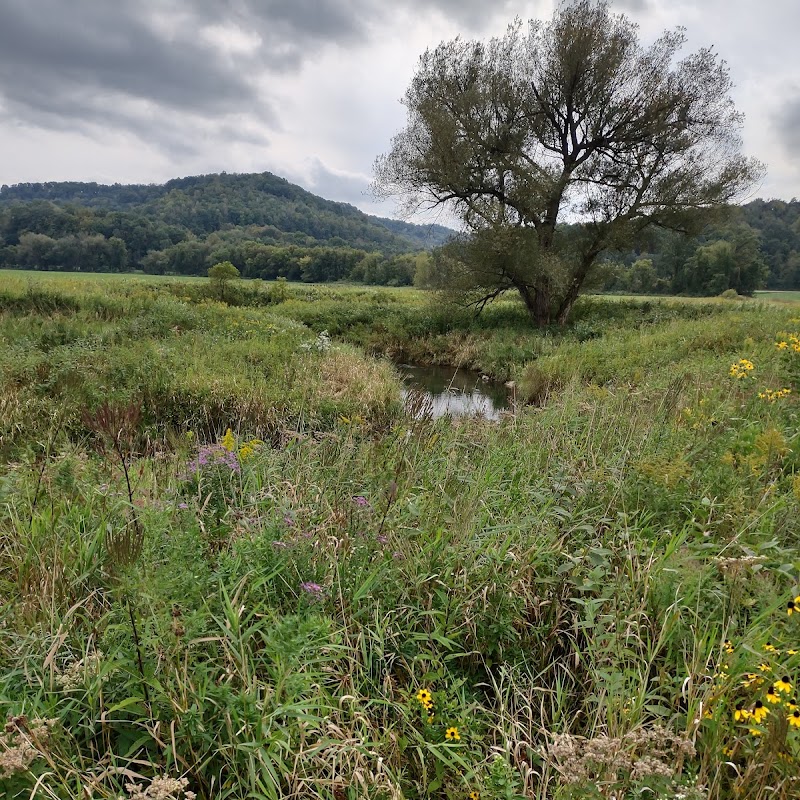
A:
[0,171,454,252]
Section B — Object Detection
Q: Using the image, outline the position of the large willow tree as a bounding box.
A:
[374,1,763,326]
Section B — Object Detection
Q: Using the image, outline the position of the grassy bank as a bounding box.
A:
[0,275,400,457]
[2,272,800,799]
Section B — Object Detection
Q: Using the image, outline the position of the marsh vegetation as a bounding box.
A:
[1,272,800,799]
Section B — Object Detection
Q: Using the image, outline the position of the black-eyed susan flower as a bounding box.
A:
[767,686,780,704]
[470,793,480,800]
[730,359,755,379]
[763,642,779,654]
[790,710,800,728]
[776,676,793,694]
[734,703,750,722]
[785,697,798,712]
[788,601,799,616]
[759,663,773,673]
[749,727,763,737]
[742,673,762,688]
[789,650,799,656]
[752,701,769,723]
[445,726,460,741]
[416,688,433,711]
[723,640,734,654]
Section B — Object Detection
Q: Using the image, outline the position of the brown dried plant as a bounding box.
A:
[82,399,144,569]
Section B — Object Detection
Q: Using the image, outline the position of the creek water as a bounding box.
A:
[397,363,512,420]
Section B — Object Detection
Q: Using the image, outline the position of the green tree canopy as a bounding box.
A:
[208,261,240,302]
[374,0,762,325]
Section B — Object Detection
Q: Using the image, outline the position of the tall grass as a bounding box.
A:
[1,273,799,799]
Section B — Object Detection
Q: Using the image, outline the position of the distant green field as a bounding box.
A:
[0,268,204,284]
[755,290,800,304]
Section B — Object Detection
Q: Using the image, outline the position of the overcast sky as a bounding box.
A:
[0,0,797,219]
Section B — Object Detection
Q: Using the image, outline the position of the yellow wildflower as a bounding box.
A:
[759,387,792,403]
[776,676,793,694]
[752,701,768,723]
[221,427,236,451]
[723,640,734,654]
[445,726,460,741]
[416,688,432,708]
[764,642,779,654]
[734,704,751,722]
[749,727,763,737]
[730,358,755,379]
[470,793,480,800]
[767,686,780,704]
[759,663,773,673]
[791,710,800,728]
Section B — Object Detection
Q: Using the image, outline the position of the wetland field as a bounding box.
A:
[1,271,800,799]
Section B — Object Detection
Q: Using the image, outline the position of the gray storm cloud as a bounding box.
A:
[773,92,800,163]
[0,0,796,204]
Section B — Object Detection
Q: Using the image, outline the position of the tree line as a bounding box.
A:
[602,201,800,295]
[0,201,429,286]
[1,173,798,295]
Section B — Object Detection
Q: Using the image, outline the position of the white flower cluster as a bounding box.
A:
[55,650,106,691]
[301,329,332,353]
[121,775,196,800]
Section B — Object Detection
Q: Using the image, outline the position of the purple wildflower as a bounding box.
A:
[352,495,369,507]
[186,444,241,476]
[178,502,189,510]
[284,515,295,526]
[300,581,325,600]
[376,534,389,545]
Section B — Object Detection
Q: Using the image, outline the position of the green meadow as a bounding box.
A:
[2,271,800,799]
[754,291,800,304]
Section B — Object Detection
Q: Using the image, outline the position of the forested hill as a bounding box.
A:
[0,172,454,249]
[0,172,455,283]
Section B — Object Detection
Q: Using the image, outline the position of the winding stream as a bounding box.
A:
[397,363,512,420]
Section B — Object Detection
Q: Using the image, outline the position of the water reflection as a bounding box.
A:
[397,363,511,420]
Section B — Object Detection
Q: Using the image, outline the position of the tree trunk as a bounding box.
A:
[555,291,577,326]
[555,248,603,325]
[518,283,551,327]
